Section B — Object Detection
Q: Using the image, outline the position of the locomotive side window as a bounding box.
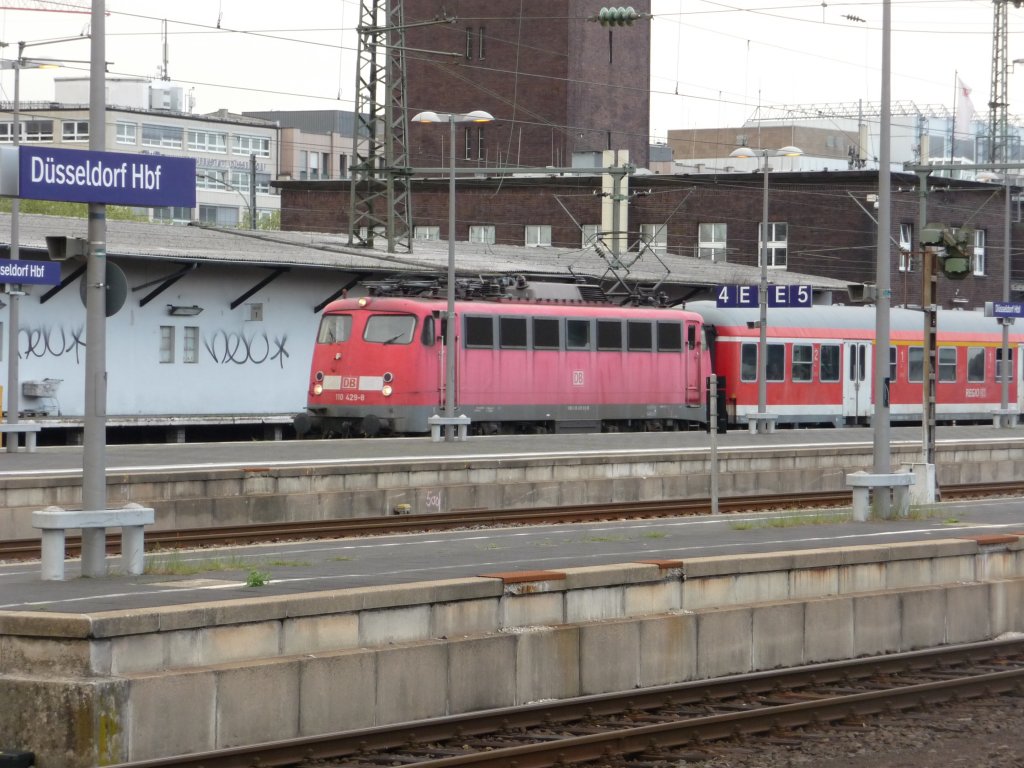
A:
[465,316,494,348]
[364,314,416,345]
[997,347,1013,381]
[820,344,840,382]
[792,344,812,382]
[597,320,623,350]
[627,320,653,351]
[567,319,591,350]
[741,343,757,381]
[499,317,527,349]
[908,347,924,382]
[967,347,985,382]
[317,314,352,344]
[766,344,785,381]
[657,321,683,352]
[421,315,436,347]
[938,347,957,382]
[533,318,560,349]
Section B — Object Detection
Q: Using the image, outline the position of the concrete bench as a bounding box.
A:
[0,422,41,452]
[31,504,155,581]
[427,414,471,442]
[746,413,779,434]
[990,408,1019,428]
[845,471,915,522]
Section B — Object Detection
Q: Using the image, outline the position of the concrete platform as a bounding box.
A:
[2,498,1024,767]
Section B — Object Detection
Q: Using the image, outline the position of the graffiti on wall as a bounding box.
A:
[19,325,87,364]
[204,330,290,368]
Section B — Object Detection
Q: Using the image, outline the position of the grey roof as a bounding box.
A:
[1,213,851,293]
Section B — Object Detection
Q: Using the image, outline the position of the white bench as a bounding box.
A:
[0,423,42,452]
[31,504,155,581]
[747,413,779,434]
[427,414,471,442]
[845,471,915,522]
[990,408,1019,428]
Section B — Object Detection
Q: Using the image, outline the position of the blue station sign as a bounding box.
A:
[0,259,61,285]
[984,301,1024,319]
[18,146,197,207]
[716,284,812,309]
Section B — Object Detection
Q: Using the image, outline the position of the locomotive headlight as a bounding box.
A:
[313,383,324,395]
[358,297,370,307]
[383,372,394,384]
[314,371,325,382]
[381,384,393,397]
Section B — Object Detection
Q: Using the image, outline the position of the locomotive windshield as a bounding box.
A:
[317,314,352,344]
[364,314,416,345]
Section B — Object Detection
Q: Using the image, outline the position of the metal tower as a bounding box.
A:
[348,0,412,253]
[987,0,1022,164]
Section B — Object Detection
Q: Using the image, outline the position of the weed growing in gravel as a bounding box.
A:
[246,570,270,587]
[731,512,850,530]
[144,553,307,577]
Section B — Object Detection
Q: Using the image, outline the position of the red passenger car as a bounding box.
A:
[691,302,1024,428]
[295,282,710,437]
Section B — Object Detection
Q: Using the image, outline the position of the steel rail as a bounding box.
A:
[108,639,1024,768]
[2,481,1022,562]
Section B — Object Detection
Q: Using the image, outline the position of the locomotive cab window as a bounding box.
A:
[317,314,352,344]
[657,321,683,352]
[627,320,653,351]
[597,320,623,350]
[465,316,494,348]
[566,319,591,350]
[364,314,416,345]
[533,317,560,349]
[499,317,528,349]
[792,344,812,382]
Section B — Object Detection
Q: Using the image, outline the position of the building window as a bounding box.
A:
[464,127,472,159]
[184,326,199,364]
[639,223,667,255]
[232,134,271,158]
[414,225,440,241]
[582,224,600,247]
[478,27,486,58]
[465,27,473,59]
[142,124,184,149]
[116,122,138,145]
[469,225,496,244]
[338,154,348,178]
[61,120,89,142]
[229,170,270,194]
[899,223,914,272]
[477,126,485,161]
[973,229,986,275]
[198,204,240,227]
[152,206,193,222]
[525,225,552,247]
[188,130,227,153]
[159,326,175,364]
[23,120,53,142]
[697,223,727,261]
[758,222,788,268]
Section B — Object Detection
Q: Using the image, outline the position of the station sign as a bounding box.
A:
[17,146,197,207]
[716,284,812,309]
[0,259,60,285]
[984,301,1024,319]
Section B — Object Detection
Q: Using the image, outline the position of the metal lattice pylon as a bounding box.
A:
[348,0,412,253]
[988,0,1022,163]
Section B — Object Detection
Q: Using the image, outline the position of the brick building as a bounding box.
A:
[403,0,651,170]
[277,169,1021,310]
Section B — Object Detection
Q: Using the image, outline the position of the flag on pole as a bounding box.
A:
[954,78,974,135]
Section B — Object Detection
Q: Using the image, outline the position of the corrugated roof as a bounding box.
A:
[0,213,851,292]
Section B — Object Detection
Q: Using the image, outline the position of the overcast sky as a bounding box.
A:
[0,0,1016,141]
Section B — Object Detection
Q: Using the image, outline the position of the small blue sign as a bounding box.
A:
[18,146,197,207]
[985,301,1024,318]
[0,259,61,285]
[716,284,812,309]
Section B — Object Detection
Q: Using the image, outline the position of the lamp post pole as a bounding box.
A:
[5,52,22,448]
[758,149,769,421]
[444,113,457,434]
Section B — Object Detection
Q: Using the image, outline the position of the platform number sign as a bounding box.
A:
[716,285,812,309]
[572,370,585,387]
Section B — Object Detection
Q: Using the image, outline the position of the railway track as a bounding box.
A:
[2,481,1021,562]
[110,638,1024,768]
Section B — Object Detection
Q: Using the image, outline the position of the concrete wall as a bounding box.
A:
[0,535,1022,766]
[3,436,1023,540]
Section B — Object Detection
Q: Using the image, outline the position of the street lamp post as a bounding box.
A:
[410,109,493,440]
[728,145,803,432]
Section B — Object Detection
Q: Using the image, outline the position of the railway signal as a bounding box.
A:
[919,223,974,280]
